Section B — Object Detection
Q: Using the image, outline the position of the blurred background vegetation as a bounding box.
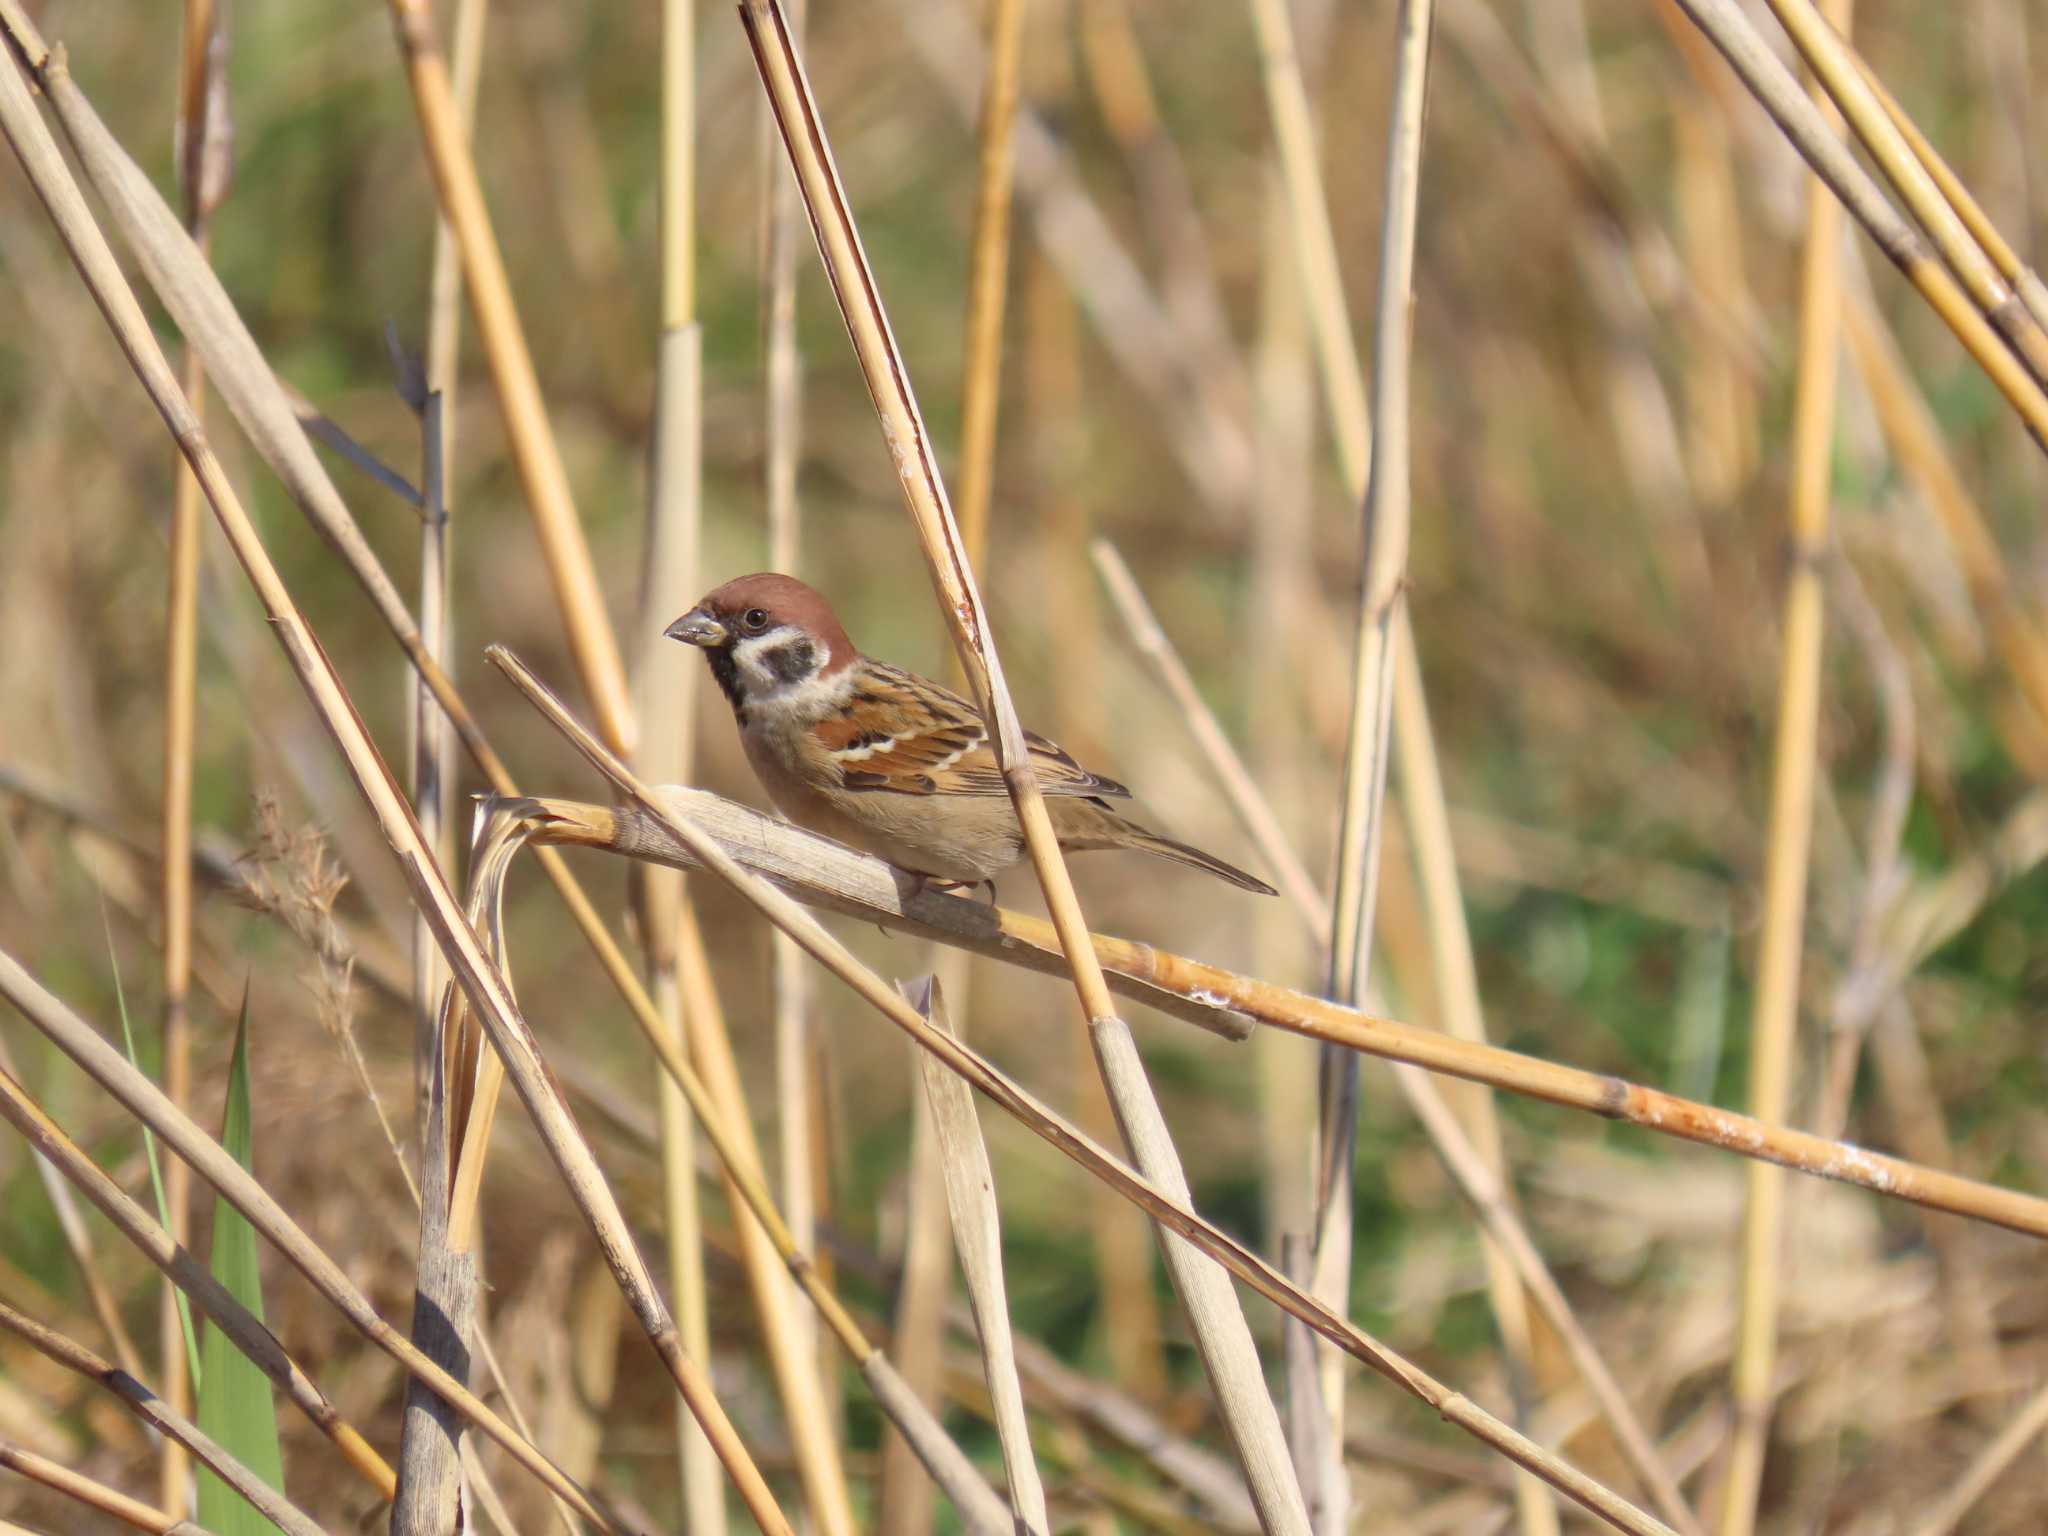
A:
[2,0,2045,1530]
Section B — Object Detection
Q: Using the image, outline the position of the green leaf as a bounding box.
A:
[195,989,287,1536]
[104,905,200,1390]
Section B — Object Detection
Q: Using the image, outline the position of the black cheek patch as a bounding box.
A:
[762,639,818,686]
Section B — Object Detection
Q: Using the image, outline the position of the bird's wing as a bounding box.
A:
[810,661,1129,798]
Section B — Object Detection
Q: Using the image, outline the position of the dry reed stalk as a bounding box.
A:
[1718,9,1851,1527]
[450,741,913,1532]
[492,660,1675,1536]
[679,905,858,1535]
[2,12,842,1513]
[0,1034,145,1385]
[875,1005,956,1536]
[1000,1329,1257,1531]
[1671,92,1757,510]
[1249,3,1636,1527]
[1842,292,2048,735]
[760,0,806,582]
[1522,0,1712,623]
[0,950,645,1536]
[1811,560,1915,1133]
[157,300,201,1531]
[1092,541,1325,931]
[393,984,480,1536]
[1075,0,1249,432]
[0,1438,217,1536]
[0,56,794,1533]
[1247,0,1370,487]
[634,1,737,1527]
[757,0,822,1472]
[519,783,2048,1237]
[1762,0,2048,385]
[954,0,1027,572]
[423,0,485,416]
[1023,243,1170,1405]
[1087,556,1701,1534]
[1284,8,1527,1532]
[734,5,1310,1530]
[902,977,1052,1535]
[158,1,230,1511]
[1437,0,1760,378]
[889,0,1254,513]
[450,795,1016,1535]
[876,7,1032,1510]
[1248,172,1319,1268]
[391,355,474,1536]
[408,380,455,1138]
[0,1062,397,1500]
[870,9,1022,1502]
[1910,1379,2048,1535]
[1660,0,2048,451]
[1848,48,2048,335]
[412,0,478,1178]
[381,0,634,750]
[0,1303,327,1536]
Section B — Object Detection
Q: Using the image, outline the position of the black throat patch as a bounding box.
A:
[704,644,746,719]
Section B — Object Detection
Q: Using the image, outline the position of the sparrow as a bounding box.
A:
[666,572,1275,895]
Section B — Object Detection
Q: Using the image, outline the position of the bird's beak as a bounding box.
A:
[665,608,727,648]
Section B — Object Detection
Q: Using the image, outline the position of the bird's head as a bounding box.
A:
[667,572,855,715]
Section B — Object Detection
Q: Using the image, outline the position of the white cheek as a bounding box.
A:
[731,628,849,721]
[733,628,799,691]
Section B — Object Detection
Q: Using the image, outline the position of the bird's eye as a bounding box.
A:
[742,608,770,633]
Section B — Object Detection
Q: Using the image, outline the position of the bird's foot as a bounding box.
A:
[914,873,999,907]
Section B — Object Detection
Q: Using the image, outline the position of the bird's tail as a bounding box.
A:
[1064,809,1277,895]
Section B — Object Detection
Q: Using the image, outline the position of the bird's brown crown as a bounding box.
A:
[689,573,855,669]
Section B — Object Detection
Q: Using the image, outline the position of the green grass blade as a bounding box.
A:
[195,989,287,1536]
[104,904,201,1390]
